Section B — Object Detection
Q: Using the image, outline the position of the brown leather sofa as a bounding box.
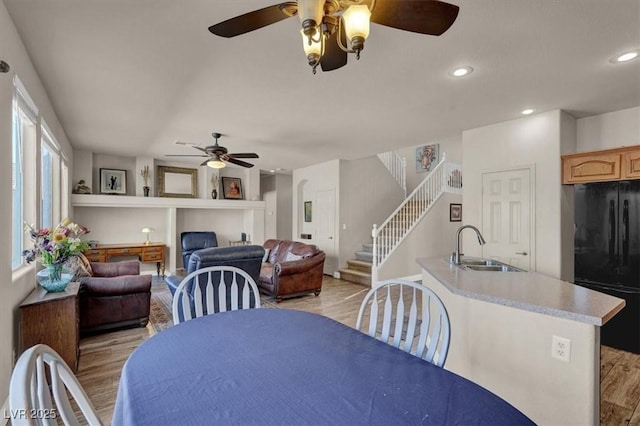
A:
[259,239,325,302]
[78,260,152,334]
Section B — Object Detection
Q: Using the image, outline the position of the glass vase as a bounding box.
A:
[36,263,73,292]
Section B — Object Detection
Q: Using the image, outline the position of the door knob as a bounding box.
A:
[328,236,333,239]
[515,251,528,256]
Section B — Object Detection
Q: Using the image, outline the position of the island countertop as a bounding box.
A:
[417,256,625,326]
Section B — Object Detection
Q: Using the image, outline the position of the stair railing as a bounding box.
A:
[377,151,407,198]
[371,153,461,284]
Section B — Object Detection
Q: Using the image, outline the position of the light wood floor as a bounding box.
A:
[76,276,640,425]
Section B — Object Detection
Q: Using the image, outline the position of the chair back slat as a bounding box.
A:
[230,274,239,310]
[380,286,393,342]
[402,291,419,353]
[391,286,405,348]
[217,273,227,313]
[194,276,204,317]
[356,279,451,367]
[172,266,261,324]
[367,291,379,336]
[11,344,103,426]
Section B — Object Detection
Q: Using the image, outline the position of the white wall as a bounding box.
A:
[395,135,462,194]
[577,106,640,151]
[378,193,461,280]
[275,174,292,241]
[462,110,576,280]
[0,2,74,402]
[292,160,340,273]
[339,156,405,270]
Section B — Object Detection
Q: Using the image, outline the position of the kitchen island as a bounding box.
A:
[418,256,624,426]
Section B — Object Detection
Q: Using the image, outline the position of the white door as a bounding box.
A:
[481,168,533,271]
[316,189,337,275]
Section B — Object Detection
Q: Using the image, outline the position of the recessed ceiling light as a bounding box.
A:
[610,49,639,64]
[521,109,535,115]
[269,169,275,173]
[449,66,473,77]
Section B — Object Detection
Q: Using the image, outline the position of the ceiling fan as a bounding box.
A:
[167,133,259,169]
[208,0,459,74]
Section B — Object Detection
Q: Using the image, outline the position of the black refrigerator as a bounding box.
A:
[574,180,640,353]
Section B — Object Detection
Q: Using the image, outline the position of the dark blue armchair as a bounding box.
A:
[180,231,218,268]
[166,245,265,296]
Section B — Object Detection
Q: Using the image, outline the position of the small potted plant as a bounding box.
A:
[140,165,151,197]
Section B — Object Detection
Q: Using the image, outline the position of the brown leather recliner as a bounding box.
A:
[259,239,325,302]
[78,261,151,334]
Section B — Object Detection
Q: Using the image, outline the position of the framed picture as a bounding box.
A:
[304,201,312,222]
[99,168,127,195]
[222,177,244,200]
[157,166,198,198]
[450,203,462,222]
[416,144,440,173]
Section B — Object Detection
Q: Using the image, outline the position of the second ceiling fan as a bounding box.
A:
[209,0,460,74]
[168,133,259,169]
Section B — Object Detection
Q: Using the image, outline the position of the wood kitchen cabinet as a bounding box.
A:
[19,282,80,372]
[562,145,640,184]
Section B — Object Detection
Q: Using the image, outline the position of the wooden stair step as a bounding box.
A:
[346,259,372,273]
[339,268,371,287]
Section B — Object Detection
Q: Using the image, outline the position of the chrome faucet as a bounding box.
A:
[451,225,487,265]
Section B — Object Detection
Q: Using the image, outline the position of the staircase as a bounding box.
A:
[339,154,462,287]
[338,201,422,287]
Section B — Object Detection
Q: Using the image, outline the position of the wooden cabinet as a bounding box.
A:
[624,150,640,179]
[562,146,640,184]
[20,282,80,372]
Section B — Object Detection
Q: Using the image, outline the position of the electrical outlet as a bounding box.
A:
[552,335,571,362]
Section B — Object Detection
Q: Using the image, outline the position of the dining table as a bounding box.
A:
[112,308,534,425]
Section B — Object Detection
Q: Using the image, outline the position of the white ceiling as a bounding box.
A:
[4,0,640,173]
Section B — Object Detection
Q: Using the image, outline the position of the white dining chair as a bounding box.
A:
[356,279,451,367]
[10,344,102,426]
[172,265,261,324]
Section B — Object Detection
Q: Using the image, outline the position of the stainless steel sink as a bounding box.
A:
[449,257,524,272]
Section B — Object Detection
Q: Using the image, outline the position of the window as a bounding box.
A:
[12,76,38,270]
[41,123,62,229]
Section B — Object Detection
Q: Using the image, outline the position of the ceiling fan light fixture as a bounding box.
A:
[207,159,226,169]
[301,28,323,68]
[342,4,371,58]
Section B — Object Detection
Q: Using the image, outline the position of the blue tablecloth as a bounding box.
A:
[113,309,533,425]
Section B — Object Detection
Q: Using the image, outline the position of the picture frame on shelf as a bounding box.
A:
[449,203,462,222]
[157,166,198,198]
[304,201,312,222]
[99,169,127,195]
[222,177,244,200]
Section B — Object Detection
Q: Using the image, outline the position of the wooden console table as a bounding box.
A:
[85,242,166,276]
[20,282,80,372]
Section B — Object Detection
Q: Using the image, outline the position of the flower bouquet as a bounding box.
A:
[23,218,90,292]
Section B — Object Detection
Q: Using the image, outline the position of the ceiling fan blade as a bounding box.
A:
[370,0,459,36]
[166,154,209,157]
[320,25,348,72]
[223,156,255,168]
[200,159,211,166]
[228,153,259,159]
[208,3,295,38]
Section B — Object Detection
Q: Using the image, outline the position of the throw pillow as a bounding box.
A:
[262,248,270,263]
[284,252,303,262]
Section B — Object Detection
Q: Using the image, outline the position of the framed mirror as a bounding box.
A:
[157,166,198,198]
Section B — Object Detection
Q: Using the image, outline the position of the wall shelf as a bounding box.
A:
[71,194,265,210]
